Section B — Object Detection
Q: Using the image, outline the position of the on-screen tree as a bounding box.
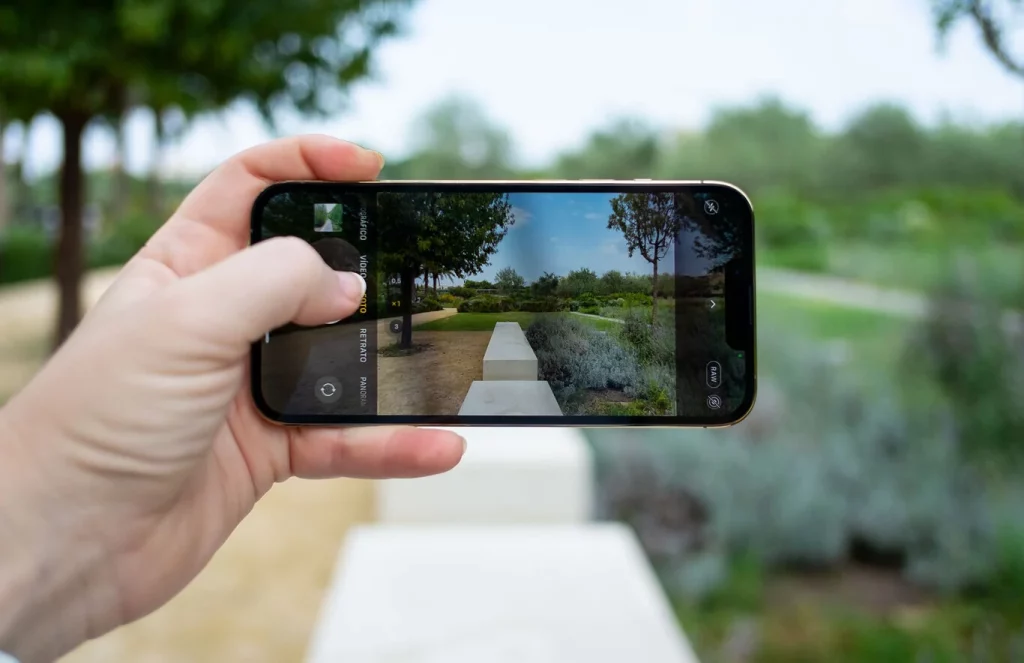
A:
[495,266,525,294]
[377,191,514,348]
[607,192,685,321]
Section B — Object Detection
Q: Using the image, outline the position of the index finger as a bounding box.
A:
[144,135,384,276]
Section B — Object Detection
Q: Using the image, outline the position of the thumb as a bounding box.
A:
[164,237,366,352]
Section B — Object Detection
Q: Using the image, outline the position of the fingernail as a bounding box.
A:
[338,271,366,305]
[371,150,386,169]
[460,435,468,455]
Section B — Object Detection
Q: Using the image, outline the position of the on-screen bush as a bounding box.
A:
[457,294,512,313]
[526,315,639,403]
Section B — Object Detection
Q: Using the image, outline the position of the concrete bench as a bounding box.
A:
[483,322,538,380]
[305,523,701,663]
[375,426,593,524]
[459,380,562,416]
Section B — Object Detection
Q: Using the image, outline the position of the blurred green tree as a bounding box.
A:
[556,268,600,298]
[383,96,516,179]
[531,271,560,297]
[495,266,525,294]
[659,97,822,195]
[600,269,626,294]
[827,103,928,192]
[0,0,412,347]
[552,118,660,179]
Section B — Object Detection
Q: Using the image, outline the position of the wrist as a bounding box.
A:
[0,410,108,663]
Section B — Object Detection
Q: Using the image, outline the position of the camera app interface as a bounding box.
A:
[256,186,750,420]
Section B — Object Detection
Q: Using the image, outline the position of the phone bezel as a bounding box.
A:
[250,179,757,428]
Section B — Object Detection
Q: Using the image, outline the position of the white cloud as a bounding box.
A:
[510,206,532,226]
[584,212,603,221]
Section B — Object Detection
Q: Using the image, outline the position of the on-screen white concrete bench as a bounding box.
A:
[458,380,562,416]
[482,322,538,380]
[376,426,592,523]
[305,523,701,663]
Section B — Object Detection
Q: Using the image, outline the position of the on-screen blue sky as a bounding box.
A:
[470,192,712,283]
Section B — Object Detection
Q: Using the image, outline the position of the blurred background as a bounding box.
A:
[1,0,1023,661]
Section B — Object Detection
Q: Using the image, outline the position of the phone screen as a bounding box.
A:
[251,181,755,426]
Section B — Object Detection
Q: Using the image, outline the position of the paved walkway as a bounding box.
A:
[572,311,624,324]
[758,268,928,318]
[758,267,1022,334]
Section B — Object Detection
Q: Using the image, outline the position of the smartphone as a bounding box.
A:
[250,180,756,427]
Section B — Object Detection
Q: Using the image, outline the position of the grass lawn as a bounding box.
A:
[756,292,913,384]
[414,311,622,333]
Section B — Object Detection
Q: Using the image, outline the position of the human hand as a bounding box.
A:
[0,136,466,663]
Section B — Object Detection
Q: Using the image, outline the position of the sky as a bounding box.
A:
[476,192,713,282]
[5,0,1022,179]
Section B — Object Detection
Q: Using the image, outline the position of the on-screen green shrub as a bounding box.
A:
[580,305,601,315]
[518,297,562,312]
[448,286,477,299]
[437,292,462,307]
[414,296,443,313]
[457,294,512,313]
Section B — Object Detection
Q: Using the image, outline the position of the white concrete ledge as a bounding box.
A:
[483,322,538,380]
[459,380,562,416]
[305,524,700,663]
[376,427,593,524]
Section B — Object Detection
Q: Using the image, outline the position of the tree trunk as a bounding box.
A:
[146,109,164,219]
[0,117,8,233]
[433,273,439,294]
[651,258,659,325]
[400,264,415,348]
[54,111,88,349]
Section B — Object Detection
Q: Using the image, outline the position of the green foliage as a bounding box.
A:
[607,192,685,272]
[436,292,462,307]
[377,191,515,282]
[456,294,511,313]
[494,266,525,294]
[463,279,493,289]
[553,118,659,179]
[909,263,1024,468]
[0,213,161,284]
[414,296,443,314]
[530,271,560,297]
[556,267,599,298]
[599,269,626,294]
[382,95,516,179]
[518,297,562,313]
[611,291,654,307]
[447,286,476,299]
